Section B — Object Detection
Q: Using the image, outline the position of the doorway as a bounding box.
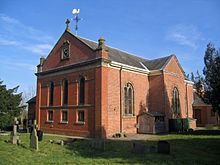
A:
[195,109,202,125]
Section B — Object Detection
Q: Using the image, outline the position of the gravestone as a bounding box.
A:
[30,120,38,151]
[10,117,19,144]
[91,139,105,151]
[157,140,170,154]
[132,142,146,154]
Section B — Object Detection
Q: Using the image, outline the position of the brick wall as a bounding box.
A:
[148,56,195,131]
[42,32,95,72]
[107,67,149,136]
[193,106,218,126]
[28,103,36,121]
[149,74,164,113]
[37,68,96,137]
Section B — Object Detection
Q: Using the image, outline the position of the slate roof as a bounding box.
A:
[193,93,208,106]
[77,35,173,71]
[26,96,36,104]
[142,56,173,70]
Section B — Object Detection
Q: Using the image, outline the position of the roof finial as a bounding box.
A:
[65,19,71,32]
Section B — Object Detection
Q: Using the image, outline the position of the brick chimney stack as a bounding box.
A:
[96,36,108,59]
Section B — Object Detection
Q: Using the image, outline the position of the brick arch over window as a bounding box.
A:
[124,82,134,115]
[172,87,180,118]
[62,79,68,106]
[78,76,85,105]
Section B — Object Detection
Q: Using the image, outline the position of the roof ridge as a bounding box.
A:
[66,31,175,71]
[75,35,148,61]
[106,45,147,61]
[147,54,174,61]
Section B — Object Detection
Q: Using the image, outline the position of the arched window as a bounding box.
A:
[78,77,85,105]
[172,87,180,118]
[49,81,54,106]
[124,83,134,115]
[62,79,68,105]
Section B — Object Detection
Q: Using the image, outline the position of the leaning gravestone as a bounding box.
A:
[30,120,38,151]
[10,117,20,144]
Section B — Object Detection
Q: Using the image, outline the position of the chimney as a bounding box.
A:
[37,56,45,73]
[96,36,108,59]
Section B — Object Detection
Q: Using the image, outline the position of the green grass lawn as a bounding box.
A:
[0,133,220,165]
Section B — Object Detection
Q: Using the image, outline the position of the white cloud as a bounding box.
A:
[0,13,54,55]
[0,60,36,71]
[0,37,20,46]
[0,37,53,55]
[25,44,53,54]
[167,24,202,49]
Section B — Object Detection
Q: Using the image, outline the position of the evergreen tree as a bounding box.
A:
[0,80,25,129]
[189,71,204,97]
[203,43,220,115]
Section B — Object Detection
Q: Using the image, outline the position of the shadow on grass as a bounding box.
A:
[63,136,220,164]
[179,129,220,135]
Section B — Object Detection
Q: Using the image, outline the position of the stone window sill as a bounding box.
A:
[75,121,85,125]
[46,120,54,123]
[59,121,68,124]
[123,115,136,118]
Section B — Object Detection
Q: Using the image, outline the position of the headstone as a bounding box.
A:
[59,140,64,146]
[149,145,157,153]
[132,142,146,154]
[91,139,105,151]
[30,120,39,151]
[10,117,19,144]
[157,140,170,154]
[37,130,43,141]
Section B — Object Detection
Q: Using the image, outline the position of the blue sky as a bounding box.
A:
[0,0,219,94]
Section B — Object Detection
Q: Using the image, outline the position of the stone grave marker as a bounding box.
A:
[132,142,146,154]
[157,140,170,154]
[10,117,20,144]
[30,120,38,151]
[91,139,106,151]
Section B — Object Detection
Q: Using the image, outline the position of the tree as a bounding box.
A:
[203,42,220,115]
[0,80,26,129]
[188,71,205,97]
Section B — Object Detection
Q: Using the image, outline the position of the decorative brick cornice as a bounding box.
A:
[36,58,110,77]
[40,104,94,109]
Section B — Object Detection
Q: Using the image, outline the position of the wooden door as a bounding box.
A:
[195,109,201,125]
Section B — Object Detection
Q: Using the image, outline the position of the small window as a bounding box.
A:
[211,109,215,117]
[61,111,68,122]
[78,77,85,105]
[78,111,85,123]
[48,111,53,122]
[62,79,68,105]
[155,116,165,122]
[61,40,70,60]
[49,81,54,106]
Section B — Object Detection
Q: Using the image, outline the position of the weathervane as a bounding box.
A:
[72,8,81,36]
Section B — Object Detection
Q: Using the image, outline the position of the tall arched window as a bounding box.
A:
[49,81,54,106]
[124,83,134,115]
[172,87,180,118]
[79,77,85,105]
[62,79,68,105]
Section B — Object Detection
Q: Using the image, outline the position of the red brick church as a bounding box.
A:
[33,20,196,138]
